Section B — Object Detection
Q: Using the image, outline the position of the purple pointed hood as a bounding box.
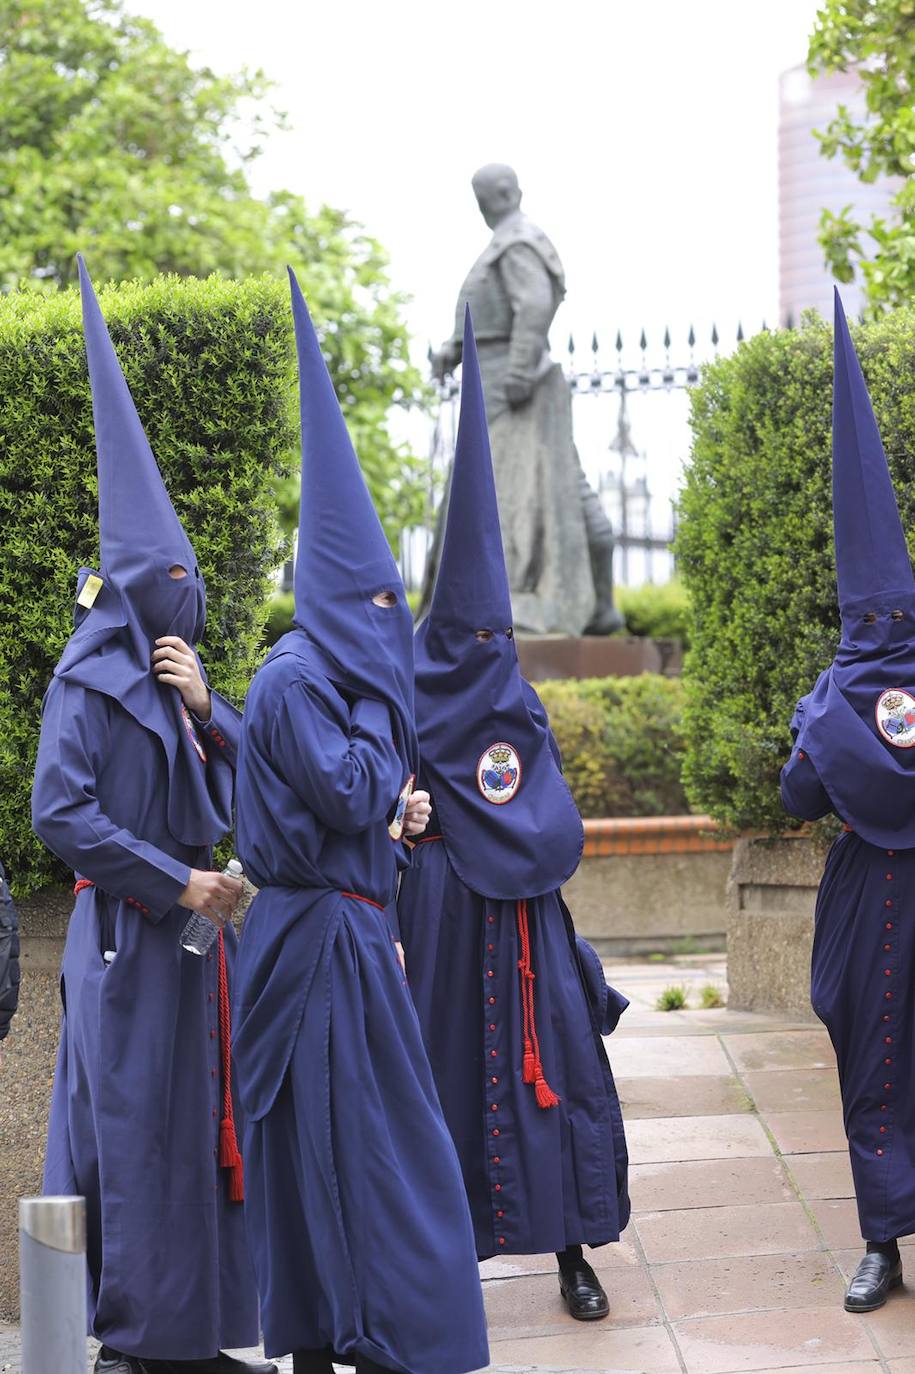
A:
[53,256,229,848]
[785,289,915,846]
[287,267,418,774]
[832,287,915,611]
[414,309,583,898]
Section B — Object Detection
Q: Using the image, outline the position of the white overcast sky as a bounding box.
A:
[133,0,823,360]
[130,0,825,569]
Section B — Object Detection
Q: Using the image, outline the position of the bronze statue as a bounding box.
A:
[423,163,622,635]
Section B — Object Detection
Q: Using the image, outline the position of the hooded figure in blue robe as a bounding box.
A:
[396,309,630,1322]
[781,289,915,1314]
[31,258,269,1374]
[231,270,489,1374]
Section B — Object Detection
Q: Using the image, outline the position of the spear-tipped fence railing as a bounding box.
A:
[564,318,771,397]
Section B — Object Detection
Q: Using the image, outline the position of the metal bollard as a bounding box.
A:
[19,1196,86,1374]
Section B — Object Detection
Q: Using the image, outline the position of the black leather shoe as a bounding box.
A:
[167,1358,278,1374]
[844,1251,903,1312]
[94,1351,169,1374]
[293,1352,339,1374]
[558,1259,610,1321]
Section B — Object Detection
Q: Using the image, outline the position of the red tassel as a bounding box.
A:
[219,1116,237,1169]
[522,1041,536,1084]
[534,1069,560,1110]
[516,899,561,1109]
[216,931,244,1203]
[219,1117,245,1201]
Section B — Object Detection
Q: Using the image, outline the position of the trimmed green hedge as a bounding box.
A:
[532,675,688,818]
[1,274,297,896]
[616,579,690,645]
[676,308,915,833]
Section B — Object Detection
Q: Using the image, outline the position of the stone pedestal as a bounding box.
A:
[727,834,829,1019]
[516,635,682,682]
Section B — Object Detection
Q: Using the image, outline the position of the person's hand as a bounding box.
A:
[431,342,460,382]
[404,790,432,837]
[395,942,406,974]
[153,637,211,719]
[504,371,535,408]
[177,869,243,928]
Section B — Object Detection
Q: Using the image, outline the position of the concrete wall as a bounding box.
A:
[727,834,828,1019]
[566,848,730,955]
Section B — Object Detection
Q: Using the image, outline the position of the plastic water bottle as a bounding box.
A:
[180,859,244,956]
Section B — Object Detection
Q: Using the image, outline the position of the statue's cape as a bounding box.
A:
[480,212,566,296]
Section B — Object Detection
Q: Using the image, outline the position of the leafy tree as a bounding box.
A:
[0,0,427,545]
[808,0,915,312]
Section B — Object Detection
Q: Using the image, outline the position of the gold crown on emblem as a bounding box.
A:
[488,746,512,766]
[883,692,905,711]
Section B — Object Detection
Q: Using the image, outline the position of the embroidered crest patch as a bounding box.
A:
[181,704,208,763]
[477,742,521,804]
[876,688,915,749]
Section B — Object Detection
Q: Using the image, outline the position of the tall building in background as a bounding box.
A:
[779,64,896,324]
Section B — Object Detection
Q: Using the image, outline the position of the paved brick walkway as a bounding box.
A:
[8,956,915,1372]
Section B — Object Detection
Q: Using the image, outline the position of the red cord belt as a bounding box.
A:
[413,839,559,1110]
[341,890,385,910]
[73,879,244,1202]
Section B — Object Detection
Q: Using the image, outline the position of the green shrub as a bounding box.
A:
[535,674,689,818]
[675,309,915,832]
[616,578,691,644]
[1,274,297,897]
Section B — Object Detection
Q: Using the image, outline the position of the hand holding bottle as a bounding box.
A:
[177,867,242,926]
[179,861,244,955]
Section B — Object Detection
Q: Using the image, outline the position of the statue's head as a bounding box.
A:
[471,164,522,229]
